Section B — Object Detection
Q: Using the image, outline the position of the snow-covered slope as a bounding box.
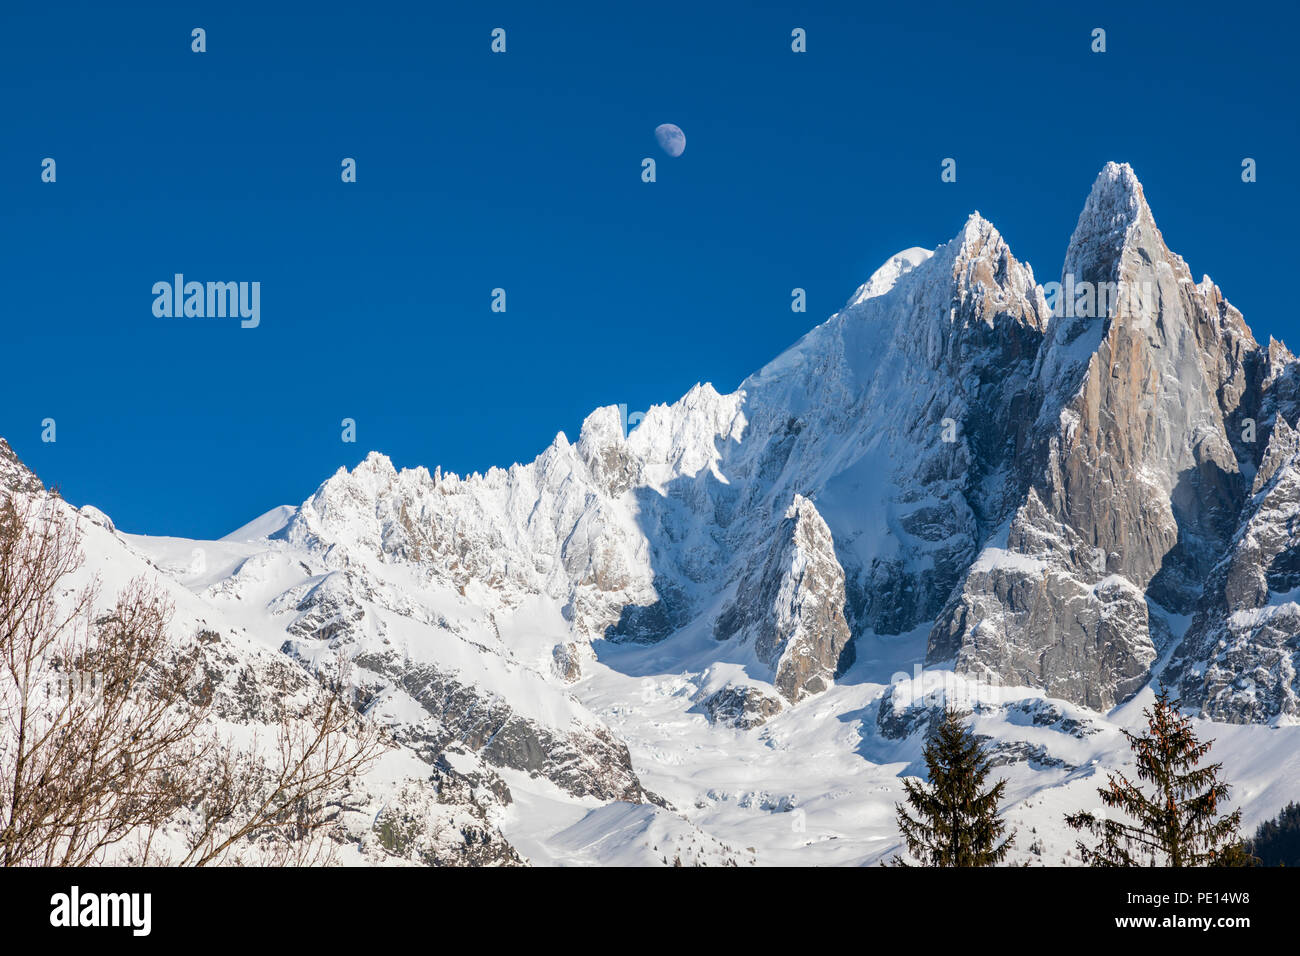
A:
[0,456,526,865]
[7,163,1300,865]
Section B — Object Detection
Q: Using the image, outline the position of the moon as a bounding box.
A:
[654,123,686,158]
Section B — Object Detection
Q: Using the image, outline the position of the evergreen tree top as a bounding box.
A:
[893,707,1013,867]
[1066,688,1243,867]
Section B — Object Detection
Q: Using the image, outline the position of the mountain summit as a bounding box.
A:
[934,161,1263,710]
[4,163,1298,866]
[220,162,1294,724]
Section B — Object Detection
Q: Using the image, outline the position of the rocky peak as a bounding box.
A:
[1252,416,1300,495]
[713,494,852,702]
[577,405,640,497]
[1033,163,1153,404]
[1267,336,1297,370]
[1045,162,1254,591]
[0,439,44,496]
[948,213,1049,335]
[929,162,1267,708]
[1169,411,1300,724]
[1063,161,1148,280]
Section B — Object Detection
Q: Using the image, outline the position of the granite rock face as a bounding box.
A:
[840,219,1051,638]
[216,164,1300,722]
[930,163,1261,710]
[928,489,1156,710]
[1168,415,1300,723]
[12,162,1300,850]
[702,683,784,729]
[713,495,853,702]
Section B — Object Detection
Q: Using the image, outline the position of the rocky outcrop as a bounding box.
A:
[702,683,784,729]
[713,495,852,701]
[1168,417,1300,723]
[550,642,584,682]
[278,641,655,804]
[262,164,1296,719]
[365,758,525,867]
[0,438,43,495]
[928,489,1156,710]
[269,546,656,803]
[729,214,1051,642]
[930,163,1260,709]
[286,572,367,643]
[875,693,944,741]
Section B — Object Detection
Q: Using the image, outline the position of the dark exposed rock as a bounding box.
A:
[702,684,783,729]
[930,163,1257,710]
[370,760,525,867]
[605,595,683,644]
[713,495,852,701]
[349,651,652,803]
[551,642,583,682]
[978,737,1076,772]
[0,439,43,496]
[1168,416,1300,723]
[1002,698,1101,737]
[287,574,366,643]
[875,693,944,741]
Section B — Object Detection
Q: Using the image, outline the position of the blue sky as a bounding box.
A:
[2,1,1297,538]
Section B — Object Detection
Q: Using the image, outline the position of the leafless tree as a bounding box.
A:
[0,492,384,866]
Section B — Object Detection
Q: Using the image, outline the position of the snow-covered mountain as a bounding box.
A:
[6,162,1300,865]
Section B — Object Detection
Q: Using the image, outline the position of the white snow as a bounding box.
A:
[221,504,296,541]
[16,162,1298,866]
[846,246,933,307]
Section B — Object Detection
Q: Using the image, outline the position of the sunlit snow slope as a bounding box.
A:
[13,163,1300,865]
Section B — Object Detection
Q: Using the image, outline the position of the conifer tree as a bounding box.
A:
[892,707,1013,866]
[1244,801,1300,866]
[1065,688,1243,866]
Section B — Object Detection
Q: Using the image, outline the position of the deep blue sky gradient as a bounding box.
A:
[3,1,1298,537]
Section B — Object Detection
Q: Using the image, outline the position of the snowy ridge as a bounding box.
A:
[7,162,1300,864]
